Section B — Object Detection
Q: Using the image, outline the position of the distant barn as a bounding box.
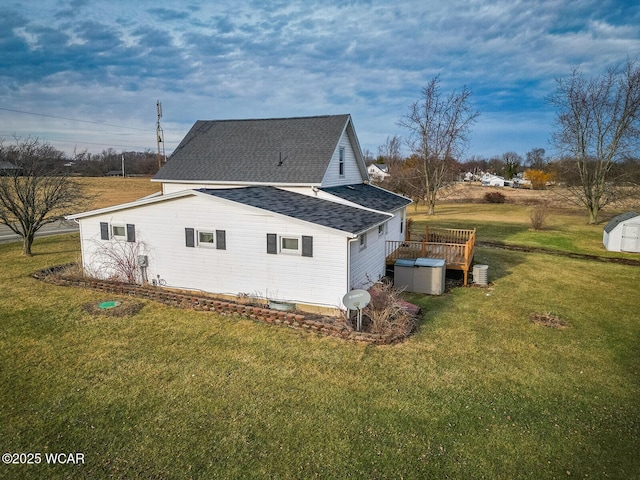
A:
[603,212,640,253]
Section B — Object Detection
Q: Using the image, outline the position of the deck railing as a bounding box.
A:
[386,228,476,285]
[385,241,468,266]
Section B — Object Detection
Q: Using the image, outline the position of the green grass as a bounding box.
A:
[409,202,639,258]
[1,225,639,479]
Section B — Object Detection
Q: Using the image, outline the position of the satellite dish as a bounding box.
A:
[342,289,371,310]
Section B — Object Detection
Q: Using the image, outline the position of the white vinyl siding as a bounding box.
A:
[321,131,365,187]
[77,195,349,309]
[349,225,387,290]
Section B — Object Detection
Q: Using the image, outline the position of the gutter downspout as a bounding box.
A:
[346,236,359,301]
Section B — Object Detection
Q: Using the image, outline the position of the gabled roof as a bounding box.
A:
[321,183,411,212]
[154,114,355,185]
[0,161,21,172]
[200,187,390,235]
[604,211,640,233]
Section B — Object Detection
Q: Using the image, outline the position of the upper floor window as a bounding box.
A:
[339,147,345,177]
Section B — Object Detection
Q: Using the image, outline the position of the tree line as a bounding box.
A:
[0,139,161,177]
[368,60,640,224]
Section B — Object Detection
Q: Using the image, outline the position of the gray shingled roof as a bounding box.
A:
[199,186,389,235]
[321,183,411,212]
[604,211,639,233]
[155,115,351,184]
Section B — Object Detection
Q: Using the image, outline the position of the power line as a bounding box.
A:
[0,106,152,132]
[0,131,177,151]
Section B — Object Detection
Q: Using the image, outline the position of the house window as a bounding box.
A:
[339,147,345,177]
[359,232,367,250]
[186,228,226,249]
[281,236,300,254]
[103,223,135,242]
[198,230,215,247]
[378,223,386,236]
[112,225,126,238]
[267,234,313,256]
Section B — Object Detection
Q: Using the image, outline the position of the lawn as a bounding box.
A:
[1,202,639,478]
[408,201,638,259]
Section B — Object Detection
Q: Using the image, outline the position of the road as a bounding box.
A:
[0,220,79,244]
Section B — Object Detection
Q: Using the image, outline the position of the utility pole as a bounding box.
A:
[156,100,165,171]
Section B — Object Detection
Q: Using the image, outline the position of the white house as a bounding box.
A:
[481,173,506,187]
[367,163,390,181]
[603,212,640,253]
[67,115,411,311]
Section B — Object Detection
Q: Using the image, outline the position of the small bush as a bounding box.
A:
[530,203,550,230]
[362,281,417,337]
[483,191,506,204]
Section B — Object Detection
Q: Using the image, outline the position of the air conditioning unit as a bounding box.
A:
[473,264,488,285]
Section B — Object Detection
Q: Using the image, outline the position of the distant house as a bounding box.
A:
[0,161,21,175]
[367,163,390,181]
[481,173,505,187]
[603,212,640,253]
[68,115,411,311]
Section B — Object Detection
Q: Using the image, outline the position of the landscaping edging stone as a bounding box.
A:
[32,263,405,344]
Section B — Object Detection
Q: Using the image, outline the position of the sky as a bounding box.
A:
[1,0,639,161]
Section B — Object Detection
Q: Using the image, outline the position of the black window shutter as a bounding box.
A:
[302,235,313,257]
[216,230,226,250]
[100,222,109,240]
[126,224,136,242]
[185,228,195,247]
[267,233,277,254]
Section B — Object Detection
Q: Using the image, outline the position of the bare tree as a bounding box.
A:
[502,151,522,179]
[548,60,640,223]
[377,135,403,166]
[399,77,479,215]
[525,148,546,170]
[0,137,88,255]
[380,154,426,209]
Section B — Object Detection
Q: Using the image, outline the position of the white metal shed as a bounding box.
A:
[603,212,640,253]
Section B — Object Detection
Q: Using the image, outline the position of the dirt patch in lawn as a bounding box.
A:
[530,312,568,329]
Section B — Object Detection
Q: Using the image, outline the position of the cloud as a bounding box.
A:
[0,0,638,157]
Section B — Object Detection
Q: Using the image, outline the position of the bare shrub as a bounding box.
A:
[362,281,417,337]
[88,239,148,283]
[530,203,550,230]
[483,191,506,203]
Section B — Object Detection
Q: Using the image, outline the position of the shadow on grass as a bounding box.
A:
[400,247,526,335]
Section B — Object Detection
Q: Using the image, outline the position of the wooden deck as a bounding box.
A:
[386,228,476,285]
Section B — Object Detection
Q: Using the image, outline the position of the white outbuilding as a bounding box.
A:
[603,212,640,253]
